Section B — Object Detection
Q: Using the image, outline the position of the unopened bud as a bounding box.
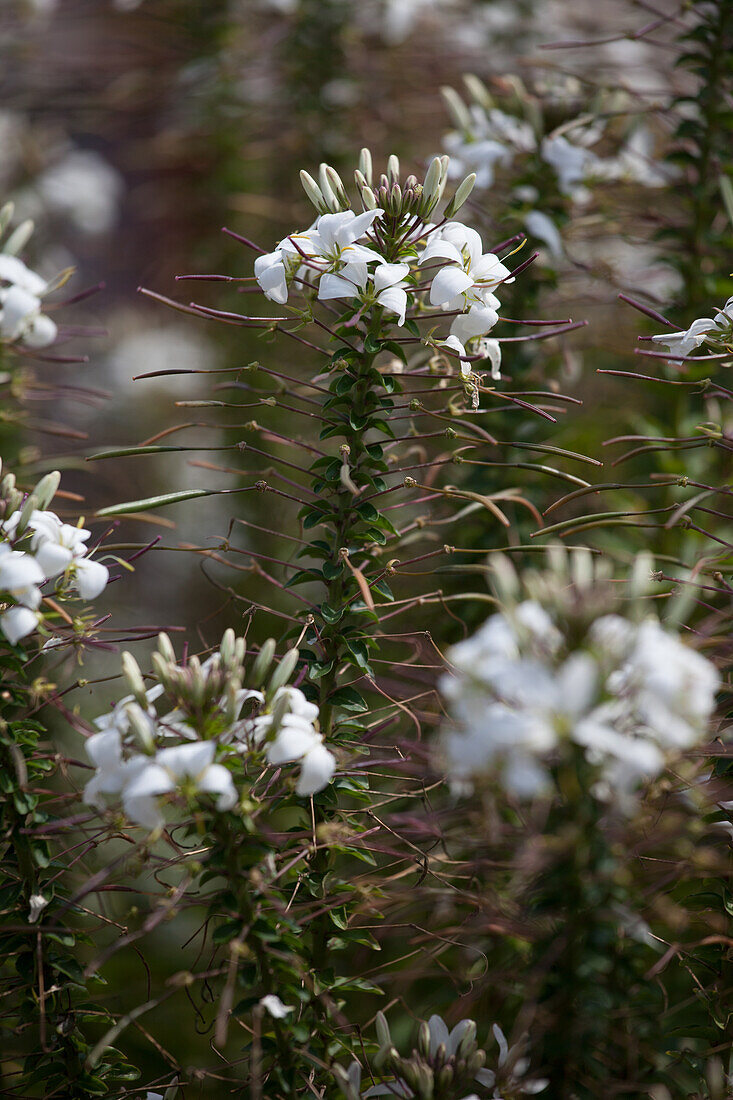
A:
[387,153,400,184]
[121,651,147,706]
[151,652,172,690]
[325,165,351,209]
[0,202,14,237]
[16,493,39,537]
[268,647,299,693]
[32,471,60,510]
[441,86,471,131]
[319,163,341,212]
[125,702,156,752]
[444,172,476,217]
[463,72,492,108]
[157,632,176,664]
[417,1020,431,1058]
[4,219,35,257]
[220,627,236,667]
[300,170,326,213]
[359,147,373,186]
[251,638,276,686]
[375,1011,392,1049]
[187,655,205,706]
[421,157,443,213]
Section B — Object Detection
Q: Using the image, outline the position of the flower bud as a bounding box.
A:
[441,86,471,131]
[219,627,236,667]
[125,702,156,752]
[121,651,147,707]
[268,646,299,693]
[0,202,14,237]
[32,471,60,510]
[300,170,327,213]
[436,1063,453,1090]
[387,153,400,184]
[417,1020,431,1058]
[4,219,35,257]
[467,1049,486,1076]
[15,493,39,538]
[251,638,276,686]
[455,1019,477,1058]
[358,147,373,186]
[375,1010,392,1049]
[151,651,172,691]
[463,72,492,109]
[318,163,341,212]
[157,631,176,665]
[444,173,476,218]
[325,165,351,210]
[187,655,205,707]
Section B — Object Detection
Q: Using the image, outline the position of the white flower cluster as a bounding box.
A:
[650,292,733,362]
[441,591,719,808]
[255,155,509,381]
[0,466,109,645]
[337,1012,546,1099]
[0,203,58,349]
[83,635,336,831]
[441,77,671,260]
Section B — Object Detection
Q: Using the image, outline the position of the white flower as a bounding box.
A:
[254,249,290,305]
[68,556,109,599]
[541,134,599,199]
[0,605,41,644]
[260,994,294,1018]
[524,210,563,261]
[420,222,509,311]
[475,337,501,380]
[28,893,49,923]
[650,317,719,361]
[0,550,45,608]
[318,261,411,324]
[0,255,47,295]
[296,741,336,796]
[302,209,384,270]
[0,284,57,348]
[439,334,472,379]
[30,511,91,577]
[155,741,238,810]
[36,149,123,236]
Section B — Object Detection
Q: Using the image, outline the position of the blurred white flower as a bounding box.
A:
[36,150,124,236]
[260,994,294,1018]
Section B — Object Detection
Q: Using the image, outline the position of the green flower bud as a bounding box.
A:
[4,218,35,257]
[441,86,471,131]
[358,147,373,186]
[121,651,148,707]
[157,632,177,664]
[15,493,39,538]
[300,170,327,213]
[251,638,276,686]
[268,647,299,693]
[0,202,14,238]
[444,172,476,218]
[387,153,400,184]
[219,627,236,668]
[417,1020,431,1058]
[32,471,60,510]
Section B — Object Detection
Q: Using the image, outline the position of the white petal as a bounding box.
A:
[373,263,410,292]
[295,743,336,795]
[72,558,109,599]
[123,792,165,830]
[419,238,464,266]
[428,1015,450,1056]
[377,286,408,325]
[318,272,360,302]
[450,303,498,343]
[123,763,176,799]
[157,740,215,779]
[429,266,473,307]
[0,605,40,644]
[0,254,46,294]
[260,994,294,1018]
[34,541,75,578]
[24,313,57,348]
[197,763,237,810]
[267,724,320,765]
[1,285,40,339]
[85,729,123,770]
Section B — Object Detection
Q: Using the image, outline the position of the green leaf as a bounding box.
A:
[328,686,368,713]
[320,602,344,625]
